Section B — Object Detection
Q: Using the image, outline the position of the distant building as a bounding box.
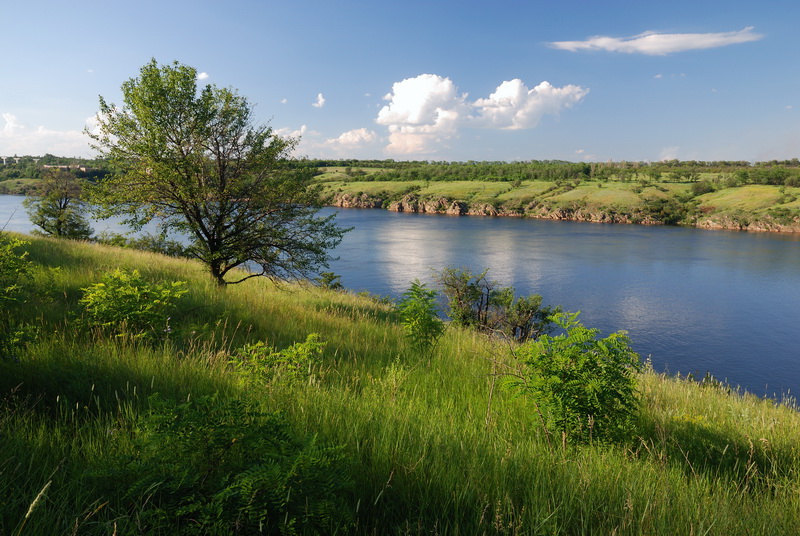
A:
[42,165,89,172]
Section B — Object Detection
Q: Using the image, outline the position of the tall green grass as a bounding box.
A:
[2,234,800,534]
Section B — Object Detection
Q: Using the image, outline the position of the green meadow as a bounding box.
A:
[2,234,800,534]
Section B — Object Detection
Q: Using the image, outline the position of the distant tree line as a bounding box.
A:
[0,154,111,184]
[297,158,800,187]
[5,155,800,191]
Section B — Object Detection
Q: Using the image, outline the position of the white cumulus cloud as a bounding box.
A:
[312,93,326,108]
[549,27,762,55]
[376,74,470,154]
[275,124,309,140]
[325,128,377,147]
[196,72,209,80]
[375,74,588,154]
[321,128,379,156]
[0,113,95,157]
[472,80,588,130]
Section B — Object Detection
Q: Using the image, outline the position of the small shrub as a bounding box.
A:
[79,268,187,338]
[230,334,326,383]
[316,271,344,291]
[0,235,34,360]
[491,287,560,341]
[510,312,641,444]
[690,179,715,197]
[396,280,445,353]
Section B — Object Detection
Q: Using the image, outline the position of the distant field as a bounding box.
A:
[323,180,425,198]
[320,177,800,231]
[547,183,646,210]
[697,185,796,212]
[418,180,512,203]
[0,178,38,195]
[314,167,390,182]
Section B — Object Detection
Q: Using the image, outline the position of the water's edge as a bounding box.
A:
[328,192,800,234]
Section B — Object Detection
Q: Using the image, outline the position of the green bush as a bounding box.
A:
[0,235,34,360]
[510,312,641,444]
[97,395,352,534]
[316,271,344,291]
[230,334,326,383]
[396,280,445,353]
[79,268,187,338]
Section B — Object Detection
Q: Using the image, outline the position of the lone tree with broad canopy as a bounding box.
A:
[89,59,347,285]
[23,168,93,240]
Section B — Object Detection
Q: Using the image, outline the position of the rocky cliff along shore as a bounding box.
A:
[329,192,800,233]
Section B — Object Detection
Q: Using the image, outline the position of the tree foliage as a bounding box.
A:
[435,267,558,341]
[89,59,347,285]
[22,168,93,239]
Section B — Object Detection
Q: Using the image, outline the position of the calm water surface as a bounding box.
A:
[3,195,799,398]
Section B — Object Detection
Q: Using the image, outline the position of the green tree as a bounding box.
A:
[22,168,93,239]
[435,267,557,341]
[88,59,347,285]
[435,267,491,328]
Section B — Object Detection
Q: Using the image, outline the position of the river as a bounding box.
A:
[3,195,800,399]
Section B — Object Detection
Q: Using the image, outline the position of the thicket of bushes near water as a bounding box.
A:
[2,233,800,535]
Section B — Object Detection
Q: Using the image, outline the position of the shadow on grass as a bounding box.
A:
[635,412,793,489]
[0,340,235,421]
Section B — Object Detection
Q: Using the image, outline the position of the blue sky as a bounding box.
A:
[1,0,798,162]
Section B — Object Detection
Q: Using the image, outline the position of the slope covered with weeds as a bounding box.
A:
[1,234,800,535]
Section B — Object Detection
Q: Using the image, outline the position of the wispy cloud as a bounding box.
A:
[549,27,762,55]
[376,74,588,154]
[659,146,680,161]
[312,93,326,108]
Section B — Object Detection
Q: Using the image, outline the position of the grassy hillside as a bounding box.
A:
[2,235,800,534]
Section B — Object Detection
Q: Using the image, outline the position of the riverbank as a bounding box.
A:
[2,234,800,533]
[323,180,800,233]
